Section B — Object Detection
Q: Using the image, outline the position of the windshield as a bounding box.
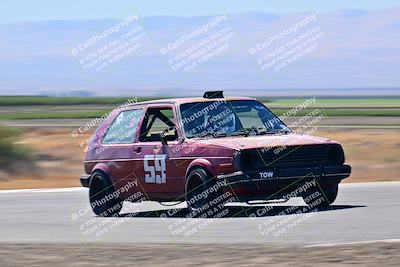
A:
[180,100,290,138]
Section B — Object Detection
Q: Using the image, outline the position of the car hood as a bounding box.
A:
[198,133,335,150]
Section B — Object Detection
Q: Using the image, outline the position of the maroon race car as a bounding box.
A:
[80,91,351,217]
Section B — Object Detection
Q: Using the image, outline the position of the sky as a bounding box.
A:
[1,0,400,23]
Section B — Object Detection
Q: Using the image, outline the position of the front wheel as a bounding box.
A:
[89,171,123,217]
[303,184,338,209]
[185,168,230,218]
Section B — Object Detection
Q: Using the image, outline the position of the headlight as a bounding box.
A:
[232,150,242,170]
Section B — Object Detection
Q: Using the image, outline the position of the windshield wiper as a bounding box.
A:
[229,129,249,136]
[197,131,228,138]
[229,127,263,137]
[266,129,291,135]
[230,127,290,137]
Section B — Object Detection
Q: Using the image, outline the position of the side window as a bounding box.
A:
[103,109,144,144]
[139,108,177,142]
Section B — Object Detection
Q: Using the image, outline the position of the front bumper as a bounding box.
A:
[216,165,351,202]
[217,164,351,186]
[80,174,91,187]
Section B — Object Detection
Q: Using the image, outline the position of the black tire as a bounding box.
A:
[185,168,229,218]
[303,184,338,209]
[89,171,123,217]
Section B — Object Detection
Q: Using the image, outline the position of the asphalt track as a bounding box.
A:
[1,182,399,246]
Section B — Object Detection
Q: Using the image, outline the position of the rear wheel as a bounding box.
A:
[303,184,338,209]
[185,168,229,218]
[89,171,123,217]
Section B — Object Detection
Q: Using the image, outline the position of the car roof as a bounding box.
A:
[128,96,257,107]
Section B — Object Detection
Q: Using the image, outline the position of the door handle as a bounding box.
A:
[134,147,142,153]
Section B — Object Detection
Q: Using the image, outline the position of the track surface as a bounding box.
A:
[1,182,399,246]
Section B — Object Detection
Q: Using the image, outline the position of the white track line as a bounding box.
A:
[303,239,400,248]
[0,187,86,194]
[0,181,399,194]
[318,125,400,129]
[341,181,400,187]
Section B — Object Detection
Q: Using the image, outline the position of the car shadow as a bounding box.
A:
[117,204,366,219]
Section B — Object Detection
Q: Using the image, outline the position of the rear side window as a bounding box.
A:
[103,109,144,144]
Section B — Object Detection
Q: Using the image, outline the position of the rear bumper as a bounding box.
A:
[80,174,91,188]
[216,165,350,201]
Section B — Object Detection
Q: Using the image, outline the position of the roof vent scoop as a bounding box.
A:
[203,91,224,99]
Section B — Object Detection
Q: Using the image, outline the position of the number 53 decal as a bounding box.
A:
[144,154,167,184]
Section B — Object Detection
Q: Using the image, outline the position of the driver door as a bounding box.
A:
[137,105,184,200]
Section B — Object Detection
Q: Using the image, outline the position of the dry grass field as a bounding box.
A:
[0,127,399,189]
[1,242,400,267]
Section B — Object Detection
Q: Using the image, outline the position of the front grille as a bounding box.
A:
[240,144,343,170]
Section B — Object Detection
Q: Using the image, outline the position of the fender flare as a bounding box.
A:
[90,163,112,180]
[185,158,218,179]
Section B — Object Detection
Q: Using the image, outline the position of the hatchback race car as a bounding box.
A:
[80,91,351,217]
